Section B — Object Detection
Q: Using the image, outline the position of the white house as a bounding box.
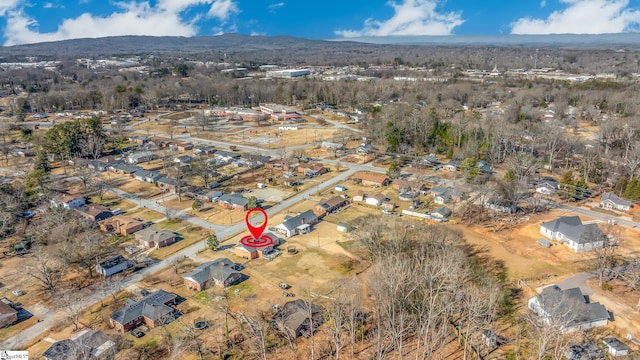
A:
[96,255,130,277]
[600,192,632,211]
[603,338,631,357]
[51,194,86,209]
[127,151,156,164]
[539,216,604,252]
[528,286,609,333]
[274,210,318,238]
[365,193,387,207]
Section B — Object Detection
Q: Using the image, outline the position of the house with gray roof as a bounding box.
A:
[109,163,142,175]
[528,285,610,333]
[96,255,130,277]
[600,192,632,211]
[183,258,244,291]
[110,290,178,332]
[275,210,318,237]
[431,206,452,219]
[273,300,324,338]
[218,193,249,211]
[127,151,156,164]
[43,329,120,360]
[539,216,605,252]
[135,227,176,248]
[133,170,164,183]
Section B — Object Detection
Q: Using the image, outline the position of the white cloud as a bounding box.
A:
[268,2,284,13]
[540,0,546,7]
[207,0,240,21]
[511,0,640,34]
[335,0,464,37]
[2,0,241,45]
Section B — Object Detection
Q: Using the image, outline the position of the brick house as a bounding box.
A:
[351,172,390,187]
[75,204,113,222]
[110,290,178,332]
[297,162,327,175]
[135,227,176,248]
[218,193,249,211]
[183,258,244,291]
[313,195,348,217]
[99,216,144,236]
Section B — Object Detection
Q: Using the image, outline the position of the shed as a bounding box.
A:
[537,238,551,248]
[337,222,351,233]
[603,338,631,357]
[334,185,347,192]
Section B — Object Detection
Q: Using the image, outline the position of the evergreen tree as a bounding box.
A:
[205,233,218,251]
[575,177,588,201]
[560,171,575,200]
[387,160,402,179]
[614,176,628,197]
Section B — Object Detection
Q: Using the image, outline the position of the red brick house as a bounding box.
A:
[313,195,348,217]
[110,290,178,332]
[183,258,244,291]
[352,172,390,187]
[297,162,327,175]
[135,227,176,248]
[99,216,144,236]
[176,143,194,151]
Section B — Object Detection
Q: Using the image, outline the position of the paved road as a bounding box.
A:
[0,165,360,350]
[555,203,638,230]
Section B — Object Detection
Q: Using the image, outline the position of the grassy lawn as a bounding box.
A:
[88,194,137,211]
[154,218,185,231]
[0,316,39,340]
[323,203,378,224]
[125,208,165,222]
[150,226,208,260]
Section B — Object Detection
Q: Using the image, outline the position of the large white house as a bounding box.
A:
[51,194,86,209]
[528,285,610,333]
[539,216,604,252]
[600,192,632,211]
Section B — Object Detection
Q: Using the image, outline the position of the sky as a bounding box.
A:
[1,0,640,46]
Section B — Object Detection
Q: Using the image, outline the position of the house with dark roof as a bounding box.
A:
[75,204,113,222]
[43,329,120,360]
[96,255,130,277]
[109,163,142,175]
[110,290,178,332]
[135,227,176,248]
[266,158,298,171]
[273,300,324,338]
[275,210,318,237]
[183,258,244,291]
[539,216,605,252]
[600,192,632,211]
[234,232,283,260]
[528,285,610,333]
[431,206,452,219]
[174,155,192,164]
[133,170,164,183]
[298,162,327,176]
[603,337,631,357]
[215,150,241,163]
[157,177,180,193]
[0,301,18,328]
[486,198,517,214]
[313,195,348,217]
[218,193,249,211]
[194,145,216,155]
[127,151,156,164]
[431,187,452,204]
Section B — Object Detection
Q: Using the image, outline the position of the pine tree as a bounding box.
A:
[615,176,628,197]
[560,171,575,200]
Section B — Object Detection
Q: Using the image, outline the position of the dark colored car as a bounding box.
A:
[130,329,145,338]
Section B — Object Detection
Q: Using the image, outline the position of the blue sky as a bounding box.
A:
[1,0,640,45]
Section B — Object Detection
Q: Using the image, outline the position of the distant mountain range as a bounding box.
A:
[1,33,638,59]
[341,33,640,47]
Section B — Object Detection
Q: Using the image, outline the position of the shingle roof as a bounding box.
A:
[110,290,177,325]
[280,210,318,231]
[540,216,604,244]
[533,286,609,327]
[184,258,239,285]
[136,227,175,244]
[218,193,249,207]
[601,192,632,207]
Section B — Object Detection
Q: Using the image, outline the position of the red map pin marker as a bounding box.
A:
[245,207,268,240]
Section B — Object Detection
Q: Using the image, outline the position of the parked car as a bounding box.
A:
[130,329,145,338]
[282,292,295,297]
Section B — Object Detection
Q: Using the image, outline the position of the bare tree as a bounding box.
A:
[57,289,85,331]
[27,247,61,294]
[591,223,621,287]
